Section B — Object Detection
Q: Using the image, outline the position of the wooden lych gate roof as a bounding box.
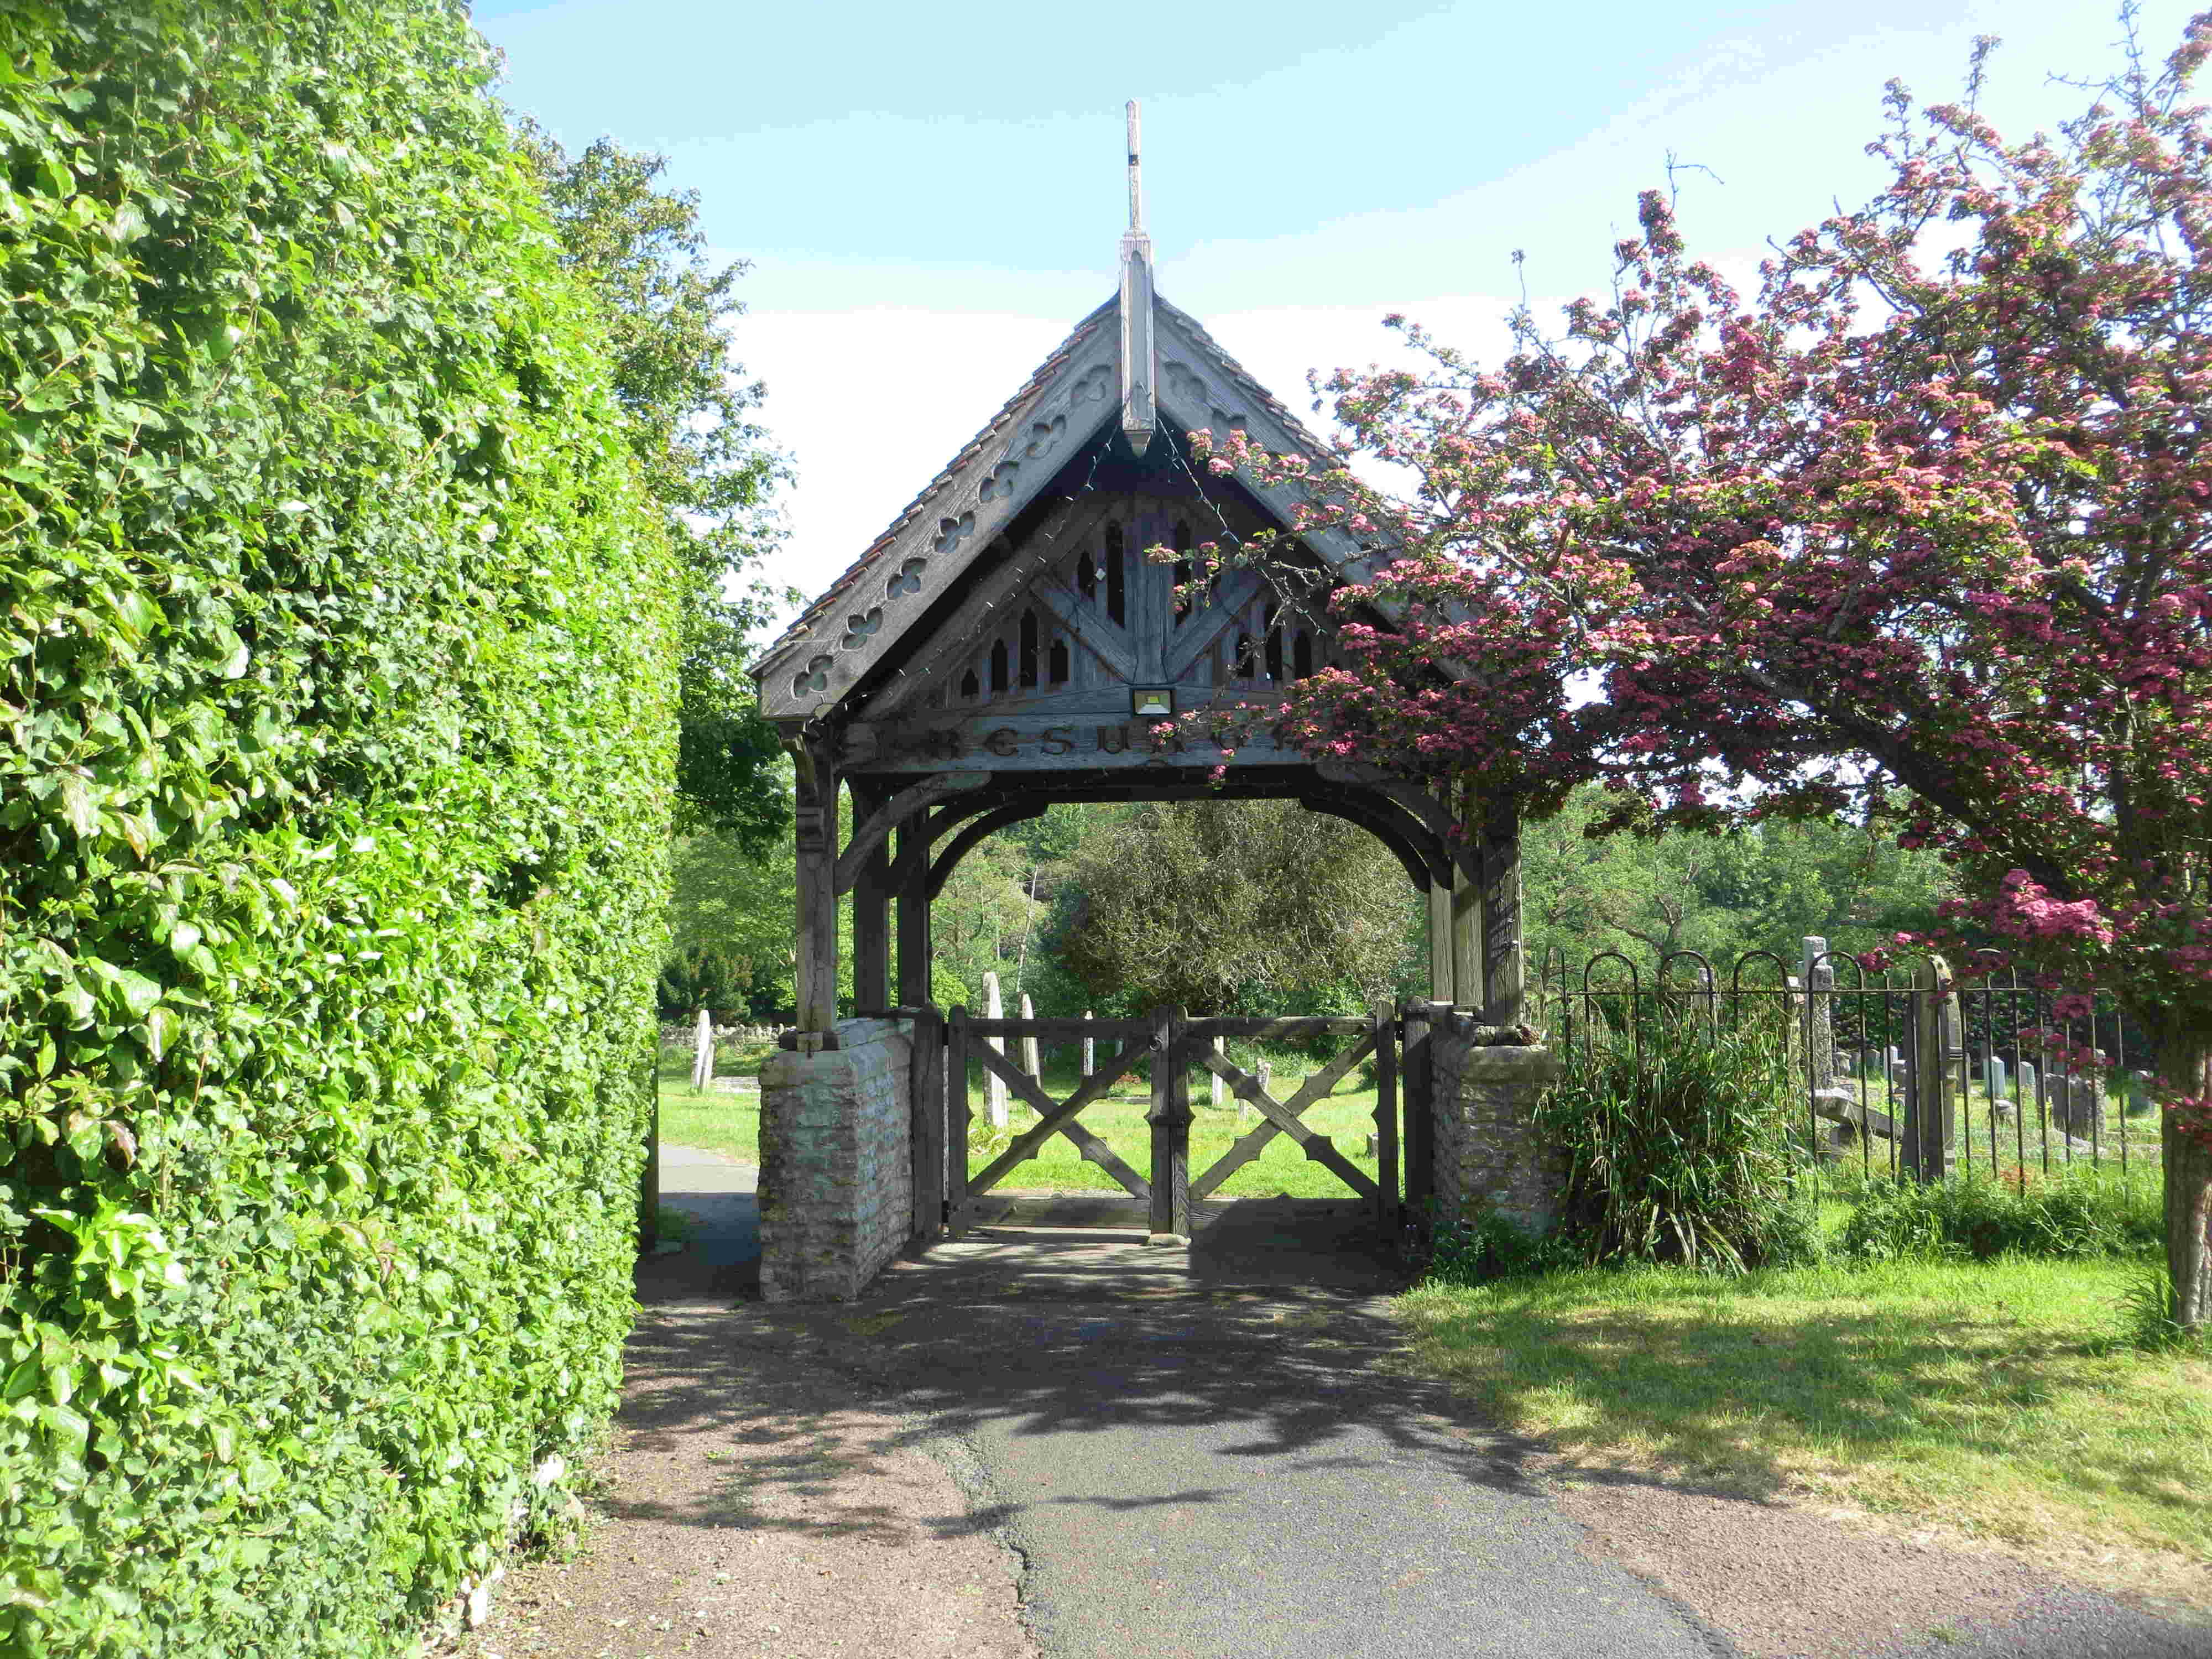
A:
[752,290,1390,770]
[756,113,1522,1040]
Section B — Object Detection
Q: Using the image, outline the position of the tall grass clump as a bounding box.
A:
[1539,1010,1820,1271]
[1838,1163,2163,1262]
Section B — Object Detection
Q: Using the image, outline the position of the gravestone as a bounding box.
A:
[1082,1009,1094,1078]
[983,971,1008,1129]
[1211,1034,1225,1109]
[2016,1060,2038,1115]
[691,1007,714,1092]
[1984,1055,2012,1120]
[1250,1057,1270,1121]
[2054,1073,2104,1139]
[1019,993,1040,1081]
[1802,938,1835,1097]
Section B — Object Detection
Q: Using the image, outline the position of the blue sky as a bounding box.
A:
[474,0,2200,607]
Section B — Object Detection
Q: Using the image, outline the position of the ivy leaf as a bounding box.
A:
[144,1006,174,1062]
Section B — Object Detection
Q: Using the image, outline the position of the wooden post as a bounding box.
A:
[1451,862,1482,1013]
[792,745,841,1042]
[982,971,1008,1128]
[1147,1005,1191,1240]
[946,1006,972,1237]
[1427,882,1455,1004]
[851,783,892,1014]
[1371,999,1399,1240]
[896,820,933,1005]
[910,1004,945,1250]
[1400,998,1436,1243]
[1481,801,1524,1030]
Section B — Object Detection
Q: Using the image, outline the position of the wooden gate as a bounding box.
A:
[935,1003,1404,1242]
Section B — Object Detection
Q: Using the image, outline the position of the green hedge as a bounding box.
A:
[0,5,679,1654]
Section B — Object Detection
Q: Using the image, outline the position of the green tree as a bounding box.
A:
[1060,802,1418,1015]
[668,829,799,1015]
[1524,791,1954,978]
[513,124,790,852]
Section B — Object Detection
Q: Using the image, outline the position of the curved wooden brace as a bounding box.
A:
[836,769,992,894]
[927,803,1046,901]
[1295,792,1444,891]
[883,791,1017,893]
[1313,759,1480,883]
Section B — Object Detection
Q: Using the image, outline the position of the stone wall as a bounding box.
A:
[757,1018,915,1302]
[1430,1025,1565,1236]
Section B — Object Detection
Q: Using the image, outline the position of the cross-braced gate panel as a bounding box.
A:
[938,1003,1403,1243]
[1187,1010,1398,1237]
[948,1010,1155,1230]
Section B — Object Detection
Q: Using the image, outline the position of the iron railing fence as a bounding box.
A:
[1532,946,2163,1190]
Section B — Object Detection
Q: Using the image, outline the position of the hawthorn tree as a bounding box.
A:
[1192,19,2212,1327]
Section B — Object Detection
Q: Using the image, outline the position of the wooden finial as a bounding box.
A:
[1119,99,1156,457]
[1126,100,1144,232]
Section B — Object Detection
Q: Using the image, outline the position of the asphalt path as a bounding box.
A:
[643,1142,759,1302]
[849,1202,1733,1659]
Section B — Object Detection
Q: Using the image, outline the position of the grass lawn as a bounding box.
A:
[1396,1254,2212,1610]
[654,1038,770,1162]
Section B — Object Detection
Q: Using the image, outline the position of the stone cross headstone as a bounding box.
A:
[983,971,1008,1129]
[1019,993,1040,1081]
[1082,1009,1094,1078]
[1211,1034,1225,1109]
[691,1007,714,1092]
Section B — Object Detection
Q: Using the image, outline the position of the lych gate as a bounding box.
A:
[747,109,1556,1300]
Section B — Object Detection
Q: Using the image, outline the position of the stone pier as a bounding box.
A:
[757,1018,915,1302]
[1428,1024,1566,1236]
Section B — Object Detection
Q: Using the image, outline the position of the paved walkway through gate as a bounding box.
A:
[460,1146,2211,1659]
[858,1214,1728,1658]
